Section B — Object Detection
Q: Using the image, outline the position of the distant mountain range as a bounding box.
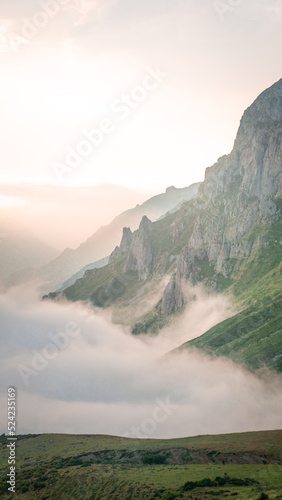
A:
[4,182,200,290]
[57,256,110,292]
[57,78,282,372]
[0,218,58,284]
[21,183,201,289]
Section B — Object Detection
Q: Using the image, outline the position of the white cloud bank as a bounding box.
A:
[0,285,281,437]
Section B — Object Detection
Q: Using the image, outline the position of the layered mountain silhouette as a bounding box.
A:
[6,183,200,290]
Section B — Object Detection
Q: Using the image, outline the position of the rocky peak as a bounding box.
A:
[166,186,177,193]
[124,216,153,280]
[235,78,282,143]
[198,79,282,208]
[120,227,133,252]
[139,215,154,231]
[109,227,133,262]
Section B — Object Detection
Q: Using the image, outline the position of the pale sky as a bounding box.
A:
[0,0,281,192]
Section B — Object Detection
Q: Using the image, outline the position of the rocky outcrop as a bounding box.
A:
[120,227,133,252]
[109,227,133,262]
[124,216,154,280]
[171,213,187,242]
[161,274,178,315]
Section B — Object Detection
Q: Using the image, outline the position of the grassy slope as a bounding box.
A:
[168,195,282,370]
[178,260,282,372]
[0,431,281,499]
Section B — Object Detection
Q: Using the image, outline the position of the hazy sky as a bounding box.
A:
[0,183,149,248]
[0,0,281,192]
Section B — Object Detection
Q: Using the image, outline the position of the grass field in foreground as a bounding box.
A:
[0,430,281,499]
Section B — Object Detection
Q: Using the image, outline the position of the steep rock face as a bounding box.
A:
[109,227,133,262]
[124,216,154,280]
[161,79,282,314]
[201,79,282,208]
[161,274,179,316]
[120,227,133,252]
[171,213,187,242]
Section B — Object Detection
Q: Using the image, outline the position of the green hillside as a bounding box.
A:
[1,431,281,499]
[176,242,282,372]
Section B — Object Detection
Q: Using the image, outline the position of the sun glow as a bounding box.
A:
[0,195,26,208]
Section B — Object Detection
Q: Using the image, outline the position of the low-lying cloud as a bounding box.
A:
[140,286,235,355]
[0,285,281,438]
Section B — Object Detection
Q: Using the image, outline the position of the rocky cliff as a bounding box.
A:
[109,227,134,262]
[160,78,282,315]
[123,216,154,280]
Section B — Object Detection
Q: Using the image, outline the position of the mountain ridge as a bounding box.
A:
[20,182,200,290]
[51,78,282,371]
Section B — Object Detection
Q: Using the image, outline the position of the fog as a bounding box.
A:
[140,287,235,355]
[1,285,281,437]
[0,184,149,250]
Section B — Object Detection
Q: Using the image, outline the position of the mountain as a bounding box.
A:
[55,78,282,371]
[26,182,200,290]
[56,256,110,292]
[0,217,58,283]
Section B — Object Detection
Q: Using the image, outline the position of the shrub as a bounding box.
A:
[33,481,46,490]
[142,454,166,465]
